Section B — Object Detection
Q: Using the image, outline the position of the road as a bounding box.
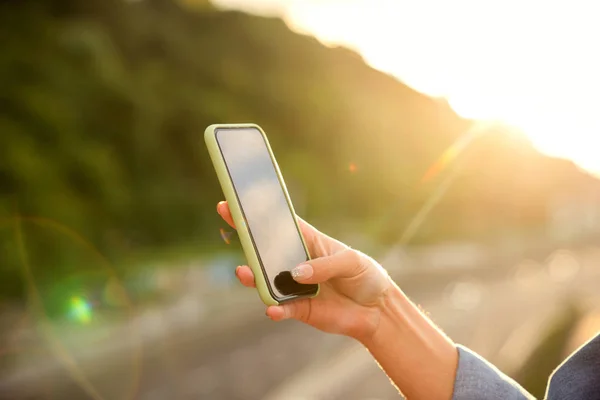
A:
[266,246,600,400]
[0,279,351,400]
[1,246,600,400]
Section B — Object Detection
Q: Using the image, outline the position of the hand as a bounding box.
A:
[216,201,392,343]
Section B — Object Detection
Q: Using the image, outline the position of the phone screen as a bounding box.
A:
[216,127,318,300]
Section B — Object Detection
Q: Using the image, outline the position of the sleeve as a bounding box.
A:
[545,334,600,400]
[452,345,536,400]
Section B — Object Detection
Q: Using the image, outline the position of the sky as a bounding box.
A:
[212,0,600,174]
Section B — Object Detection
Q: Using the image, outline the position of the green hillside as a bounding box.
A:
[0,0,596,303]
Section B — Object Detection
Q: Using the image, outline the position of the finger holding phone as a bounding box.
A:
[205,124,458,400]
[205,124,391,342]
[217,200,391,342]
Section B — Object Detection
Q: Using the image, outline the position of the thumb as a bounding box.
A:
[290,248,366,284]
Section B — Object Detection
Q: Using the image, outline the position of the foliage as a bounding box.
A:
[0,0,597,303]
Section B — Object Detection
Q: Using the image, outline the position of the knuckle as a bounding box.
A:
[312,235,326,257]
[345,249,366,273]
[285,302,297,319]
[324,254,335,276]
[285,301,310,323]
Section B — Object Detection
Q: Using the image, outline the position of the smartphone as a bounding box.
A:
[205,123,319,305]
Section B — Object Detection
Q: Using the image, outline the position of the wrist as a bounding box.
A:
[358,280,411,348]
[344,274,397,344]
[357,281,459,400]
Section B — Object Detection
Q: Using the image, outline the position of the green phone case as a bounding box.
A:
[204,123,319,305]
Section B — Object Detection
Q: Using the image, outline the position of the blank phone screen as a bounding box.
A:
[216,127,318,300]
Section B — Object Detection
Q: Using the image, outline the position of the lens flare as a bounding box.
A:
[69,296,92,324]
[421,130,478,183]
[394,121,494,245]
[220,227,233,244]
[5,215,143,400]
[348,162,358,173]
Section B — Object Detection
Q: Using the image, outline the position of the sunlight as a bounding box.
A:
[213,0,600,174]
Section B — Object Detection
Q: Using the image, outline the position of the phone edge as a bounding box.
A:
[204,123,319,306]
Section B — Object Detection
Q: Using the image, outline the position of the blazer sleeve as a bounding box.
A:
[546,334,600,400]
[452,345,536,400]
[453,334,600,400]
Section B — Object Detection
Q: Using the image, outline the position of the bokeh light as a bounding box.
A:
[546,250,580,283]
[0,216,142,400]
[69,296,92,324]
[4,2,600,399]
[513,260,543,288]
[445,279,483,311]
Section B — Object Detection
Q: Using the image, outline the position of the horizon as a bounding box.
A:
[212,0,600,176]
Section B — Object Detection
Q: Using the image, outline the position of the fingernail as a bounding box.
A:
[216,202,224,215]
[291,264,313,280]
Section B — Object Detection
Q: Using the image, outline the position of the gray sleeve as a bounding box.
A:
[452,345,536,400]
[545,334,600,400]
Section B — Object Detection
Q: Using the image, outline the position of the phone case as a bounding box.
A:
[204,123,319,305]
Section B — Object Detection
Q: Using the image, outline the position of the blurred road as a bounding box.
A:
[1,246,600,400]
[267,246,600,400]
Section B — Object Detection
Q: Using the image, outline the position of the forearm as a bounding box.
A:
[360,281,458,400]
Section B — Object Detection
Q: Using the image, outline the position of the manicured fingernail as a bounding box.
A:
[291,264,313,280]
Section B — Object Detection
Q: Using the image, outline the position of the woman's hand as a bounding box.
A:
[216,201,392,343]
[217,201,459,399]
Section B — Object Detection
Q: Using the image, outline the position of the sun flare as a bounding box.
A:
[213,0,600,174]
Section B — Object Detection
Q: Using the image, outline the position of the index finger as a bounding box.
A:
[217,200,314,236]
[217,201,236,229]
[215,201,343,256]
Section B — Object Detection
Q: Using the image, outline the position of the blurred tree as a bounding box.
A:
[0,0,597,304]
